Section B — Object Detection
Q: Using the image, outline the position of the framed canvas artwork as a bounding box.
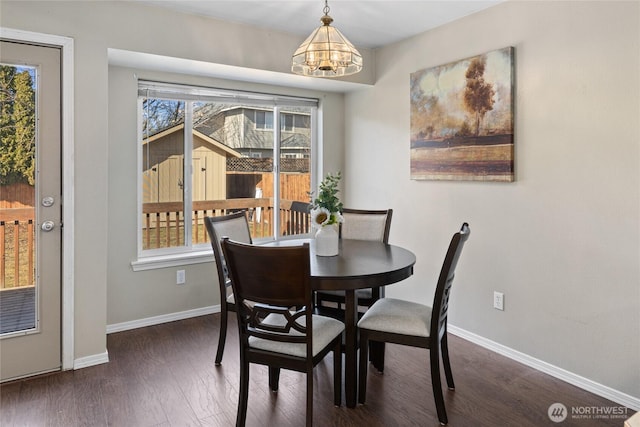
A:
[410,47,514,181]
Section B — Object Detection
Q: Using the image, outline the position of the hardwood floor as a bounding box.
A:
[0,313,632,426]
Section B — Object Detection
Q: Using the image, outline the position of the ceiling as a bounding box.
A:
[138,0,503,49]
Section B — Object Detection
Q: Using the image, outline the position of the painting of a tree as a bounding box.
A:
[463,57,496,136]
[410,47,514,182]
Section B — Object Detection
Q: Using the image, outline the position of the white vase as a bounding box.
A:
[315,224,339,256]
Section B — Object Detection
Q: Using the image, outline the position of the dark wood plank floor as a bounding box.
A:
[0,313,632,426]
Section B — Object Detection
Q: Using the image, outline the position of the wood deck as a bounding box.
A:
[0,286,36,334]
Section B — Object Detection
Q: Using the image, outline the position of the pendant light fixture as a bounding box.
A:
[291,0,363,77]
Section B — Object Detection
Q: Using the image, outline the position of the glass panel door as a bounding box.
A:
[1,40,62,381]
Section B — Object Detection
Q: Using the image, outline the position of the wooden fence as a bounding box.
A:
[1,183,34,208]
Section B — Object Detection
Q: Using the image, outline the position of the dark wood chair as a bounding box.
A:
[315,208,393,310]
[204,212,252,366]
[285,201,311,235]
[221,238,344,427]
[357,222,471,425]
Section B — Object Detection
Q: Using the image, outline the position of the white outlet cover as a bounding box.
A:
[177,270,186,284]
[493,291,504,310]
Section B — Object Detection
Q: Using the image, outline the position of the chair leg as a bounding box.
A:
[306,368,313,427]
[430,346,448,425]
[441,334,455,390]
[369,341,385,373]
[237,357,249,427]
[333,339,342,406]
[268,367,280,392]
[215,305,228,365]
[358,332,369,404]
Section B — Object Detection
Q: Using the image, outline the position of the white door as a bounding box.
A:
[0,40,62,381]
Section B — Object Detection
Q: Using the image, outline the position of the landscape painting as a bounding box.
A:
[410,47,514,181]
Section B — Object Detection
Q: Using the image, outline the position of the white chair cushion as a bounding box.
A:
[249,314,344,358]
[358,298,432,337]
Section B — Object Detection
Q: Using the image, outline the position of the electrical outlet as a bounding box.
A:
[493,291,504,311]
[176,269,186,285]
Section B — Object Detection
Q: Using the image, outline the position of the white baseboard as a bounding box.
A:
[106,305,220,334]
[74,351,109,370]
[448,324,640,412]
[71,306,220,371]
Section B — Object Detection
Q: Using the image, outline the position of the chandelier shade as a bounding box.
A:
[291,2,363,77]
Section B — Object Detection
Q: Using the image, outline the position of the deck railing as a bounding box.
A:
[142,198,310,249]
[1,200,310,288]
[0,208,35,289]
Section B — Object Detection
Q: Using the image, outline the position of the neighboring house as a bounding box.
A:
[195,105,311,159]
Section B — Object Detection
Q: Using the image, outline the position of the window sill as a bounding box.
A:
[131,249,214,272]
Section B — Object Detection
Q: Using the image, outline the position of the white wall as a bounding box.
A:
[344,0,639,400]
[1,1,352,362]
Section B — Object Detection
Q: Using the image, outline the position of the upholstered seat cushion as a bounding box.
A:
[358,298,432,337]
[249,314,344,358]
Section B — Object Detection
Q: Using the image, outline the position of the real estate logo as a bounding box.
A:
[548,403,568,423]
[548,402,629,423]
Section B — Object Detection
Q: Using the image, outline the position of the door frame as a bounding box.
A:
[0,27,75,371]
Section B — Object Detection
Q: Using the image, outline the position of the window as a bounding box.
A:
[254,110,273,130]
[280,113,310,132]
[281,113,294,131]
[136,81,317,264]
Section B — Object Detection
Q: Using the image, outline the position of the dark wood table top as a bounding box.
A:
[263,238,416,291]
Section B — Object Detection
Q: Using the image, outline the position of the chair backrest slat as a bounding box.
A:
[431,222,470,341]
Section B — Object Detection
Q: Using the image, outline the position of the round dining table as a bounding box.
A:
[263,237,416,407]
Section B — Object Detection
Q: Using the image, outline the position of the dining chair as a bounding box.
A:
[315,208,393,310]
[357,222,470,425]
[285,201,311,235]
[221,238,344,427]
[204,211,252,366]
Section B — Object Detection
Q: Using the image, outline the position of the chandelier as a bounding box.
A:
[291,0,363,77]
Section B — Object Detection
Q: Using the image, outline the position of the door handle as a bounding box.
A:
[41,221,55,232]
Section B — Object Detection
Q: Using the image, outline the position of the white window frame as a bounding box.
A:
[254,109,273,130]
[132,81,318,271]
